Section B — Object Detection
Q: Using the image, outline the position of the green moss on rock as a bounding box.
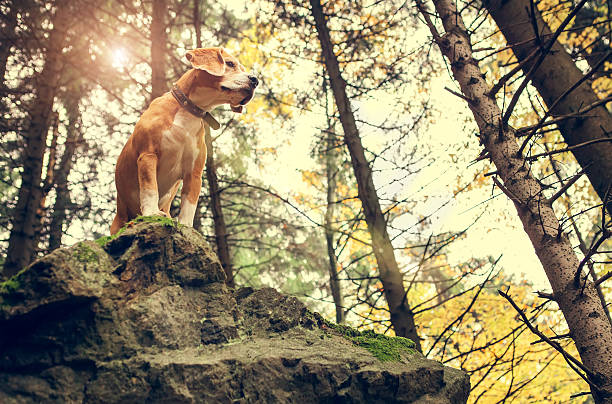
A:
[0,267,27,295]
[132,215,179,227]
[324,321,416,362]
[351,330,416,361]
[74,243,99,263]
[95,215,182,247]
[0,277,20,295]
[94,235,113,247]
[0,268,27,308]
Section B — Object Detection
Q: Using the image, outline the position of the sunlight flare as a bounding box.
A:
[111,47,128,69]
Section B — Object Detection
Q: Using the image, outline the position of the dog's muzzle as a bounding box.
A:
[238,75,258,105]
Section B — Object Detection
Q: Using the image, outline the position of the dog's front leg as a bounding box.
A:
[177,172,202,226]
[137,152,168,217]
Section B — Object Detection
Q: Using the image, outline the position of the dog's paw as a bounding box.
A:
[142,210,170,218]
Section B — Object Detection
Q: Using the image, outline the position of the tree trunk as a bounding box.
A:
[191,0,233,286]
[0,0,18,89]
[483,0,612,215]
[419,0,612,400]
[193,0,201,50]
[324,122,345,324]
[3,6,68,278]
[574,1,608,79]
[545,142,612,327]
[192,194,205,233]
[150,0,167,102]
[191,0,205,233]
[32,112,60,252]
[48,95,82,251]
[309,0,421,350]
[204,126,234,287]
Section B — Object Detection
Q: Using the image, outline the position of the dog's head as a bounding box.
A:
[186,47,258,113]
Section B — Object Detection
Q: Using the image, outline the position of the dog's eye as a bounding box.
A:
[226,61,235,68]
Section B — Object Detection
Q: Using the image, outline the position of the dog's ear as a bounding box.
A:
[186,48,226,76]
[231,105,243,113]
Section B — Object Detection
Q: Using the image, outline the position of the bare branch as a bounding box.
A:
[545,170,584,205]
[498,290,597,386]
[501,0,589,126]
[527,138,612,161]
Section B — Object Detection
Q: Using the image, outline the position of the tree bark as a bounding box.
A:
[192,194,205,233]
[193,0,201,50]
[150,0,167,102]
[191,0,205,233]
[204,126,235,287]
[418,0,612,400]
[545,142,612,327]
[483,0,612,215]
[32,112,60,252]
[324,122,345,324]
[0,0,18,89]
[191,0,233,286]
[309,0,421,350]
[3,5,68,278]
[573,1,608,79]
[48,95,82,251]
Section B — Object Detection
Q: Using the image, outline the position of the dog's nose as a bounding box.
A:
[248,75,259,88]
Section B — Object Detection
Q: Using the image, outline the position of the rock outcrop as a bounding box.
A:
[0,219,470,403]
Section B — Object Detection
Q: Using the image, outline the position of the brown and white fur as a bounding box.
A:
[111,47,258,235]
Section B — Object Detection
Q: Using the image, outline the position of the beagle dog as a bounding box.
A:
[111,47,258,235]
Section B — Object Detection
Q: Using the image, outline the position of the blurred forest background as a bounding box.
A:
[0,0,610,402]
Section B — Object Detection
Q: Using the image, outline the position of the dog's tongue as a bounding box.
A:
[231,105,243,113]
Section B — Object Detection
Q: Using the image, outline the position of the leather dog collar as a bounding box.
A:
[171,84,220,130]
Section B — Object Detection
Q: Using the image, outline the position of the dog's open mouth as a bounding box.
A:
[222,85,253,106]
[239,88,255,105]
[230,96,250,109]
[239,94,251,105]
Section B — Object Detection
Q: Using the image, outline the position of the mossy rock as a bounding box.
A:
[0,268,27,308]
[0,272,24,295]
[0,222,469,403]
[73,243,100,263]
[351,330,416,361]
[322,320,416,362]
[95,215,182,247]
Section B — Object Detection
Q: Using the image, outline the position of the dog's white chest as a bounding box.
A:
[158,110,203,192]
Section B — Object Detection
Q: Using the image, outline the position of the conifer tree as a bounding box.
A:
[483,0,612,215]
[417,0,612,400]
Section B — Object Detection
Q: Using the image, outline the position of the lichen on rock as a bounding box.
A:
[0,221,470,403]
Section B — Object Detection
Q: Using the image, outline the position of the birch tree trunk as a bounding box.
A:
[309,0,421,350]
[483,0,612,215]
[418,0,612,400]
[3,6,68,278]
[150,0,167,102]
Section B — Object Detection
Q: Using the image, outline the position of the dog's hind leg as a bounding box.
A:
[159,181,181,217]
[111,197,128,235]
